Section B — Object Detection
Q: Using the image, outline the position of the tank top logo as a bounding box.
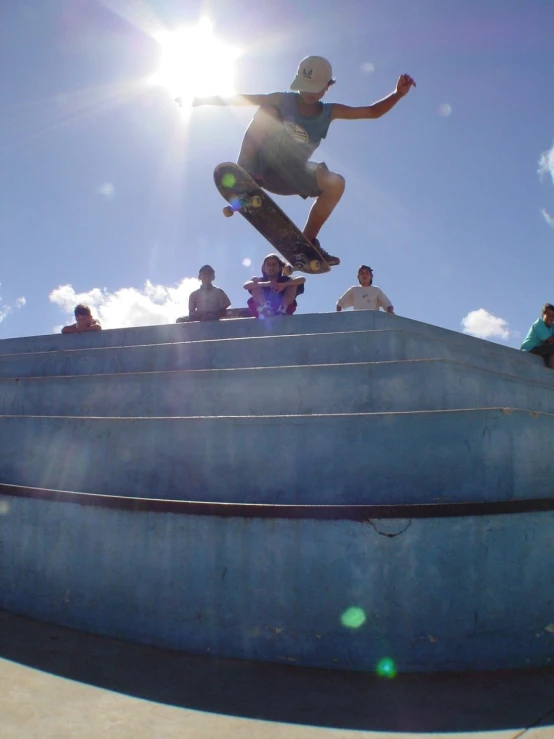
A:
[284,119,309,144]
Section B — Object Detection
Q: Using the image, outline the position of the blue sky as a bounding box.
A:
[1,0,553,345]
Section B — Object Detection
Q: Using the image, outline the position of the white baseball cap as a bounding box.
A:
[290,56,334,93]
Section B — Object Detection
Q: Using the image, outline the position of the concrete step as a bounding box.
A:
[0,310,535,366]
[2,359,554,417]
[0,328,548,382]
[0,408,551,504]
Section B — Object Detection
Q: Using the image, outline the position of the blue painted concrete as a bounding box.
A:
[1,359,554,418]
[0,329,550,383]
[0,309,545,370]
[1,492,554,673]
[0,409,552,503]
[1,310,554,673]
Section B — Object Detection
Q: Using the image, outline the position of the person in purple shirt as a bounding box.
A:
[521,303,554,368]
[190,56,415,266]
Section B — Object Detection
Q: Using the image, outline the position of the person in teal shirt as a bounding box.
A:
[521,303,554,368]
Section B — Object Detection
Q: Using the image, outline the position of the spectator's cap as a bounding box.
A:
[290,56,334,93]
[199,264,215,273]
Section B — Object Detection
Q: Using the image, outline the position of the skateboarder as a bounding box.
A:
[191,56,416,266]
[244,253,305,318]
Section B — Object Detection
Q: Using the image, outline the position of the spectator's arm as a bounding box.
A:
[336,287,353,312]
[288,276,306,287]
[84,321,102,331]
[61,324,78,334]
[217,290,232,318]
[219,290,232,310]
[244,279,269,290]
[377,289,394,314]
[188,291,198,317]
[535,322,553,342]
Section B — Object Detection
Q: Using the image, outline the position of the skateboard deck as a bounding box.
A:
[214,162,331,275]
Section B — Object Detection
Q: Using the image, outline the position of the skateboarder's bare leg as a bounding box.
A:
[237,106,280,173]
[303,168,345,244]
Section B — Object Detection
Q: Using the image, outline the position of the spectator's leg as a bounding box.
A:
[248,290,273,318]
[281,285,298,309]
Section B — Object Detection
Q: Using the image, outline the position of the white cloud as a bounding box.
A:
[538,143,554,184]
[49,278,199,329]
[461,308,511,341]
[0,287,26,325]
[541,208,554,228]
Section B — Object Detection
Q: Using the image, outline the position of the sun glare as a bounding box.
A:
[152,18,241,106]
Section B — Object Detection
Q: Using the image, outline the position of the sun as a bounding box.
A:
[152,18,241,106]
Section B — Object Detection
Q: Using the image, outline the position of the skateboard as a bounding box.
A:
[214,162,331,275]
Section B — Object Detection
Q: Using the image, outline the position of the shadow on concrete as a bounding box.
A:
[2,610,554,733]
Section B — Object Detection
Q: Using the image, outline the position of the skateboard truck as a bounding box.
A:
[223,195,262,218]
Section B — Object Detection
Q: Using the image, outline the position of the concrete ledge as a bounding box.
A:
[1,408,553,503]
[1,358,554,417]
[2,491,554,673]
[0,309,531,354]
[3,482,554,519]
[0,329,548,383]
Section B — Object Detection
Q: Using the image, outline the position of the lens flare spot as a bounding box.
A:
[242,258,252,267]
[340,607,366,629]
[98,182,115,199]
[376,657,397,679]
[438,103,452,117]
[0,499,9,515]
[222,173,236,189]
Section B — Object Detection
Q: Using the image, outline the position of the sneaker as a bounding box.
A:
[258,301,274,319]
[275,303,288,316]
[312,238,340,267]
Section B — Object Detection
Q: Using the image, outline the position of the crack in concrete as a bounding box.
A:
[509,705,554,739]
[365,518,412,537]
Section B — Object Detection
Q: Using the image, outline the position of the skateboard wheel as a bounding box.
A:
[223,206,234,218]
[309,260,321,272]
[251,195,262,208]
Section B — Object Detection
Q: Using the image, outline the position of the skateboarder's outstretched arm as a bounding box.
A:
[191,93,283,107]
[331,74,416,121]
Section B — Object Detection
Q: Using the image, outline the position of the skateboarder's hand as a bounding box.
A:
[396,74,416,96]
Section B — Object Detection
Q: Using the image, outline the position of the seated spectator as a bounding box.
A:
[61,304,102,333]
[181,265,231,322]
[336,265,394,313]
[244,253,305,318]
[521,303,554,368]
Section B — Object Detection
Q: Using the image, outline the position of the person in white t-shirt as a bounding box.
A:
[336,265,394,313]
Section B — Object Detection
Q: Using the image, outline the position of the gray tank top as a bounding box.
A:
[274,92,333,162]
